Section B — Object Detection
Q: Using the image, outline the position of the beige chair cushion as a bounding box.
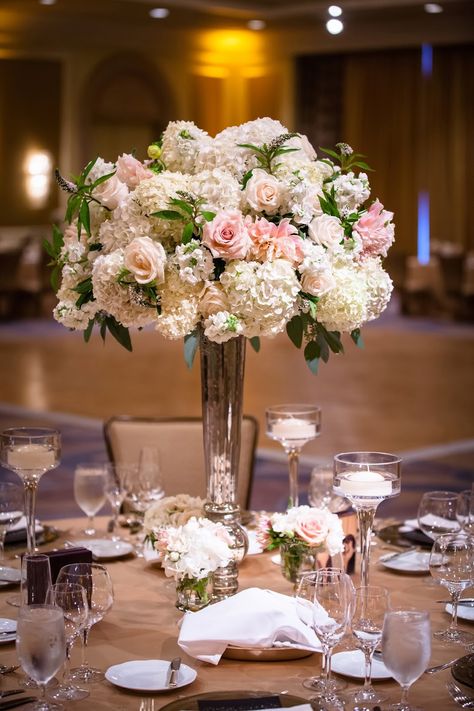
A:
[103,416,258,509]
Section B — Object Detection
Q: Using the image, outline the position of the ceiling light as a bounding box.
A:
[39,0,57,5]
[424,3,443,12]
[149,8,169,19]
[326,18,344,34]
[328,5,342,17]
[247,19,266,30]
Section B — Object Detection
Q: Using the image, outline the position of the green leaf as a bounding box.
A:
[50,265,61,291]
[241,170,254,189]
[100,320,107,342]
[79,157,99,186]
[200,211,216,222]
[106,317,132,352]
[304,341,320,374]
[151,210,183,221]
[169,198,194,215]
[65,194,81,224]
[74,277,93,294]
[320,326,344,354]
[249,336,260,353]
[184,330,199,369]
[52,224,64,253]
[286,315,303,349]
[237,142,266,156]
[84,318,95,343]
[90,171,116,188]
[182,222,194,244]
[351,328,364,348]
[320,147,340,161]
[316,331,330,363]
[43,238,55,258]
[79,199,91,237]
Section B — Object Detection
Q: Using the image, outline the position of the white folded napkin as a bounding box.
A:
[8,516,43,534]
[178,587,326,664]
[143,540,160,562]
[181,706,311,711]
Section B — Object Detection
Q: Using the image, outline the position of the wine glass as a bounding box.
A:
[104,465,127,540]
[382,610,431,711]
[46,582,89,701]
[0,480,23,561]
[308,465,348,513]
[456,488,474,535]
[266,404,321,507]
[56,562,114,683]
[0,427,60,553]
[417,490,460,540]
[333,452,401,587]
[296,568,353,710]
[429,532,474,645]
[346,585,390,706]
[73,464,107,536]
[138,447,164,503]
[16,604,66,711]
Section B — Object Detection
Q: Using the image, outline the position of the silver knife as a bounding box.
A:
[0,692,24,700]
[437,598,474,607]
[167,657,181,687]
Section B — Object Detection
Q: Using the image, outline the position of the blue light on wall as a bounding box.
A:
[418,191,430,264]
[421,43,433,78]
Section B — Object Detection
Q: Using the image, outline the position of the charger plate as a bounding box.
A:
[222,645,314,661]
[451,654,474,689]
[376,524,432,549]
[159,690,309,710]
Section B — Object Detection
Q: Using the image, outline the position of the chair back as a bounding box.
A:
[103,415,258,510]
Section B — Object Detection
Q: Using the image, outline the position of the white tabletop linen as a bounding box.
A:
[178,587,325,664]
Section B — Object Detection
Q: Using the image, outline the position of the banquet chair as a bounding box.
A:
[103,415,259,510]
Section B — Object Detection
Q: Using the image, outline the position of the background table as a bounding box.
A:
[0,517,472,710]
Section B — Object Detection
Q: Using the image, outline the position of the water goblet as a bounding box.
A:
[46,582,89,701]
[56,562,114,683]
[16,604,66,711]
[104,465,127,540]
[0,480,23,560]
[333,452,401,587]
[417,490,460,540]
[382,609,431,711]
[138,447,164,503]
[0,427,60,553]
[73,463,108,536]
[456,488,474,535]
[429,532,474,645]
[266,404,321,507]
[345,585,390,706]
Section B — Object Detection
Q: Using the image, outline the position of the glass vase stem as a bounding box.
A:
[286,448,300,508]
[23,479,38,554]
[357,506,376,587]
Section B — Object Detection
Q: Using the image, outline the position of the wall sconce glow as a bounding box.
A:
[149,7,169,18]
[247,19,266,30]
[326,18,343,34]
[328,5,342,17]
[24,150,53,208]
[417,191,430,265]
[424,3,443,12]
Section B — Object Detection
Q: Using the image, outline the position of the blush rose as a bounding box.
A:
[93,174,128,210]
[124,236,166,284]
[116,153,153,189]
[353,199,395,258]
[202,209,251,260]
[294,510,330,546]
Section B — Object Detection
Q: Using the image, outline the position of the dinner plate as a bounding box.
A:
[73,538,134,560]
[0,566,21,587]
[222,645,314,661]
[451,653,474,689]
[379,550,431,574]
[159,690,310,711]
[331,650,391,680]
[105,659,197,692]
[446,602,474,623]
[0,618,17,644]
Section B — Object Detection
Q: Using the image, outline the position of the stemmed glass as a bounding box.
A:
[382,610,431,711]
[417,491,461,540]
[104,465,127,540]
[429,532,474,645]
[16,604,66,711]
[266,404,321,507]
[308,465,348,513]
[56,562,114,683]
[456,488,474,535]
[138,447,164,502]
[333,452,401,587]
[0,481,23,561]
[46,582,90,701]
[0,427,61,553]
[73,464,107,536]
[346,585,390,706]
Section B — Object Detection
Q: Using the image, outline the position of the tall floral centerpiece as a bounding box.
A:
[48,117,395,598]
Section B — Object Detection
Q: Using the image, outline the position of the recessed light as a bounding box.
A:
[326,18,344,34]
[39,0,57,5]
[247,19,266,30]
[424,3,443,12]
[149,8,169,19]
[328,5,342,17]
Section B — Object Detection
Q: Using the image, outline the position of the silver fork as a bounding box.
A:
[447,681,474,708]
[139,700,155,711]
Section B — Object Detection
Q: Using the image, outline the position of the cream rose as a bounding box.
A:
[308,214,345,252]
[93,174,129,209]
[244,169,281,215]
[300,266,336,297]
[124,236,166,284]
[116,153,153,189]
[202,209,251,260]
[294,510,330,546]
[199,282,230,317]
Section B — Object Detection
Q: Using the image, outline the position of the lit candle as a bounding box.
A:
[271,418,316,441]
[8,444,55,470]
[338,470,393,497]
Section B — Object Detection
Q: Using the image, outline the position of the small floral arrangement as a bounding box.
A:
[156,516,234,582]
[48,116,394,374]
[258,505,345,556]
[143,494,205,547]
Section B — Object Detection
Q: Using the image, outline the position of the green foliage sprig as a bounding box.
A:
[238,132,300,178]
[319,143,373,173]
[151,191,215,244]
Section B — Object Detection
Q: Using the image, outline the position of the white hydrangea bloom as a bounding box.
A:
[53,299,99,330]
[133,171,190,243]
[91,251,158,328]
[316,259,370,333]
[331,171,370,214]
[160,120,211,174]
[98,194,157,253]
[156,268,200,339]
[173,240,214,286]
[190,168,242,213]
[363,257,394,321]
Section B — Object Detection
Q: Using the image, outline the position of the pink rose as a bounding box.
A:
[244,169,281,215]
[116,153,153,189]
[294,510,329,546]
[93,174,128,209]
[353,199,395,258]
[248,217,304,266]
[202,210,251,260]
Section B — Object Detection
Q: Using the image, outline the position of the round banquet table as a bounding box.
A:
[0,516,472,710]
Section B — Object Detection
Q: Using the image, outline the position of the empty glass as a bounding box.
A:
[456,488,474,535]
[0,480,23,560]
[104,465,127,540]
[73,464,107,536]
[308,465,348,513]
[417,491,460,540]
[382,610,431,711]
[21,553,52,606]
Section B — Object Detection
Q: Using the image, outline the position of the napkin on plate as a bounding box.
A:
[178,587,326,664]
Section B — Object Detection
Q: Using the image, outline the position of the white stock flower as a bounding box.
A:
[160,120,211,173]
[53,299,98,330]
[332,171,370,214]
[204,311,244,343]
[173,240,214,286]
